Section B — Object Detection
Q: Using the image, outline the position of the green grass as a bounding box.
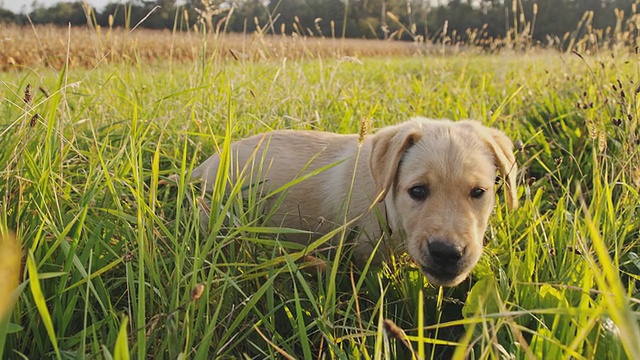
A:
[1,49,639,359]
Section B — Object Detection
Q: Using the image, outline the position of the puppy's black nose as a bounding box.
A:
[428,240,464,264]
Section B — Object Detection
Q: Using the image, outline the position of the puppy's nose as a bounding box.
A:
[428,240,464,264]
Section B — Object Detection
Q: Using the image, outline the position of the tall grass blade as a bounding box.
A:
[26,251,61,360]
[114,317,130,360]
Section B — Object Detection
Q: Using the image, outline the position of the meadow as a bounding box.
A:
[0,21,639,359]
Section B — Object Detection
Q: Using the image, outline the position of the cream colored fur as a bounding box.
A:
[189,117,518,286]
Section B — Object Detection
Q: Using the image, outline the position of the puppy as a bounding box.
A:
[189,117,518,286]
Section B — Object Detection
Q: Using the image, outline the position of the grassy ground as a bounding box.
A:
[0,29,639,359]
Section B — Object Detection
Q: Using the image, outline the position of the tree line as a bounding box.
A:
[1,0,637,43]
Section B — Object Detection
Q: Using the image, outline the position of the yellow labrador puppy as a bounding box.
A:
[190,117,518,286]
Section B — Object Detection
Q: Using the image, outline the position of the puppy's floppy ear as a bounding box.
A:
[369,123,422,202]
[475,125,519,209]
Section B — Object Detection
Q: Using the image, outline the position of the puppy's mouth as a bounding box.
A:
[420,264,466,287]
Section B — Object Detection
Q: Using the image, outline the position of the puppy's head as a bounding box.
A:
[370,118,518,287]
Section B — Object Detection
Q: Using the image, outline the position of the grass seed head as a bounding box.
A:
[190,283,205,301]
[598,131,607,152]
[358,117,370,144]
[383,319,419,358]
[632,166,640,188]
[382,318,405,340]
[587,120,598,139]
[514,139,524,153]
[23,84,32,105]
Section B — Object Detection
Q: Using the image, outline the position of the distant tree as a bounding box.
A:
[431,0,486,38]
[30,2,88,26]
[97,2,147,29]
[268,0,315,35]
[98,0,181,29]
[3,0,636,47]
[141,0,181,29]
[226,0,270,33]
[0,8,23,24]
[517,0,630,43]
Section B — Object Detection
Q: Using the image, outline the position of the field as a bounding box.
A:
[1,23,639,359]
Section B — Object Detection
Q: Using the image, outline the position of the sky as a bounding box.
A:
[1,0,449,15]
[2,0,121,13]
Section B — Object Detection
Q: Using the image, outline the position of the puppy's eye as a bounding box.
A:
[408,185,429,201]
[470,187,486,199]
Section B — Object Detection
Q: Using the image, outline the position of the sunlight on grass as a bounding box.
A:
[0,232,20,320]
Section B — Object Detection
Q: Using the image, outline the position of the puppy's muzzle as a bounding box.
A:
[420,238,469,285]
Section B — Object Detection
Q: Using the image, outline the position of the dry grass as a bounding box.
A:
[0,23,437,71]
[3,0,640,72]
